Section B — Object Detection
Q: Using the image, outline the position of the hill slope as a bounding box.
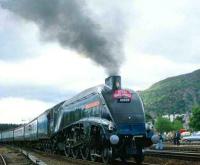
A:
[140,69,200,115]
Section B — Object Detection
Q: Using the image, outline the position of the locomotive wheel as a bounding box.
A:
[120,156,127,164]
[134,155,144,165]
[71,147,79,159]
[39,142,44,151]
[44,142,48,152]
[90,148,98,162]
[71,131,79,159]
[51,138,58,154]
[80,144,90,160]
[102,147,111,164]
[134,147,144,164]
[45,141,51,153]
[64,139,71,157]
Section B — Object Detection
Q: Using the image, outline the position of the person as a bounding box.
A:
[156,133,164,150]
[175,131,181,145]
[173,131,177,145]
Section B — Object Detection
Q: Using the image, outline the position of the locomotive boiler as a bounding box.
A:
[0,76,158,164]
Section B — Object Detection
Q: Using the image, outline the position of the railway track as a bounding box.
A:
[163,146,200,152]
[17,147,160,165]
[0,154,7,165]
[150,143,200,153]
[0,145,35,165]
[164,142,200,145]
[1,145,161,165]
[145,149,200,161]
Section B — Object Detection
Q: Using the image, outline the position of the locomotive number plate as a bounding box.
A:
[117,98,131,103]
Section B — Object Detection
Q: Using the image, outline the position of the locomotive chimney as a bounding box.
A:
[105,76,121,90]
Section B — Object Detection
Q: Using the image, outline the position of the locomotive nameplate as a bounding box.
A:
[85,101,100,109]
[113,90,132,99]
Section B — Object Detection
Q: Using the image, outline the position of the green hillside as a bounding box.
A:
[140,69,200,115]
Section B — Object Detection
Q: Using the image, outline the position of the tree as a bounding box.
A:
[145,113,154,123]
[172,120,183,131]
[155,117,173,133]
[175,116,184,123]
[189,106,200,131]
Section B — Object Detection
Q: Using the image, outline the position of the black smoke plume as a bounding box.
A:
[0,0,124,75]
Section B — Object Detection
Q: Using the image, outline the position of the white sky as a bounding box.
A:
[0,0,200,123]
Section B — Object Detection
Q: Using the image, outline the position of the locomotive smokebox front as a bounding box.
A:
[105,75,121,90]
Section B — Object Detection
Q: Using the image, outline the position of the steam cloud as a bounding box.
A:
[0,0,124,75]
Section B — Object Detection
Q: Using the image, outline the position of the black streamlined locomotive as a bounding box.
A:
[0,76,158,164]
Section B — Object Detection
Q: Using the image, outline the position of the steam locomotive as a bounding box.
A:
[0,76,158,164]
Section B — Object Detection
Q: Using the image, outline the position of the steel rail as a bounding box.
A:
[6,145,160,165]
[145,149,200,161]
[18,147,104,165]
[19,147,159,165]
[20,149,47,165]
[0,154,7,165]
[161,146,200,152]
[164,142,200,145]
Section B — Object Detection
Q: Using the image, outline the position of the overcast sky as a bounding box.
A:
[0,0,200,123]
